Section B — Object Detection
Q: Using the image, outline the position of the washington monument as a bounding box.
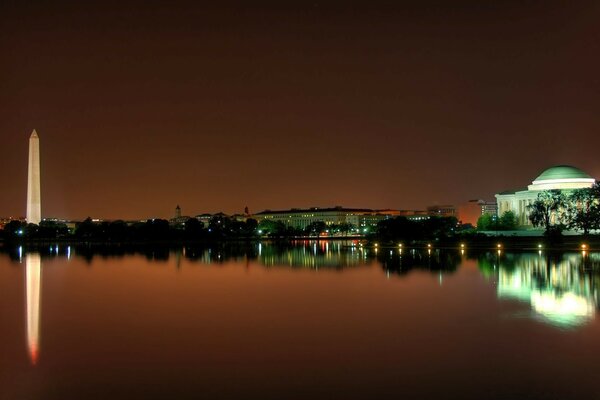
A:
[27,130,41,224]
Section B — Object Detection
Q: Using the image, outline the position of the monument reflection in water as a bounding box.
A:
[25,252,41,365]
[479,251,600,328]
[13,243,600,369]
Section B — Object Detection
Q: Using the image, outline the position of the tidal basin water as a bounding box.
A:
[1,242,600,400]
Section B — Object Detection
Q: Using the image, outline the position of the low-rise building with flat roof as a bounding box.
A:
[253,206,399,231]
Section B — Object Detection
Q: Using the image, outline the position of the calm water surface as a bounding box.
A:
[1,242,600,400]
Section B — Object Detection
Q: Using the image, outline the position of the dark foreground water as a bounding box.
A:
[1,242,600,400]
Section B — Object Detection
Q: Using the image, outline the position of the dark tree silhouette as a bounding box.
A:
[566,183,600,236]
[527,190,567,236]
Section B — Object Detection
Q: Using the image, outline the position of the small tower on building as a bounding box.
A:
[175,205,182,219]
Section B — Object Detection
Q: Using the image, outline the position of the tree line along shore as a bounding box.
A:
[1,214,598,251]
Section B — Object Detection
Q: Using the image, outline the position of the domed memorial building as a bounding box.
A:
[495,165,596,227]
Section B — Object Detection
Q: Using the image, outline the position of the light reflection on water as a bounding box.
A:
[478,252,600,328]
[2,242,600,399]
[25,253,41,365]
[10,243,600,339]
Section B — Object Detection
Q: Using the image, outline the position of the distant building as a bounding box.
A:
[396,210,430,221]
[231,213,250,222]
[426,205,456,218]
[194,213,213,228]
[457,200,497,226]
[253,206,400,232]
[495,165,596,227]
[170,205,190,227]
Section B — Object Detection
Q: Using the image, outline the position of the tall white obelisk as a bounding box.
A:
[27,130,41,224]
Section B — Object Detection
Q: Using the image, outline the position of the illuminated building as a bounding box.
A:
[397,210,430,221]
[194,213,213,228]
[27,130,41,224]
[253,206,400,231]
[398,208,459,221]
[495,165,596,227]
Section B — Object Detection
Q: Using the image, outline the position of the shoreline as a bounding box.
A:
[1,235,598,252]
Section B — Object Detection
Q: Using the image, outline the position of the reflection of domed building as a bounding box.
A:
[494,253,599,327]
[496,165,596,227]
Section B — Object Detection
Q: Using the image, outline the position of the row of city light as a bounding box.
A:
[369,242,591,251]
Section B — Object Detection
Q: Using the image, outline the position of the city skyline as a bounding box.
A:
[1,2,599,220]
[4,128,597,222]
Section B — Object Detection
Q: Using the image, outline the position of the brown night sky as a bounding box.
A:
[1,1,599,220]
